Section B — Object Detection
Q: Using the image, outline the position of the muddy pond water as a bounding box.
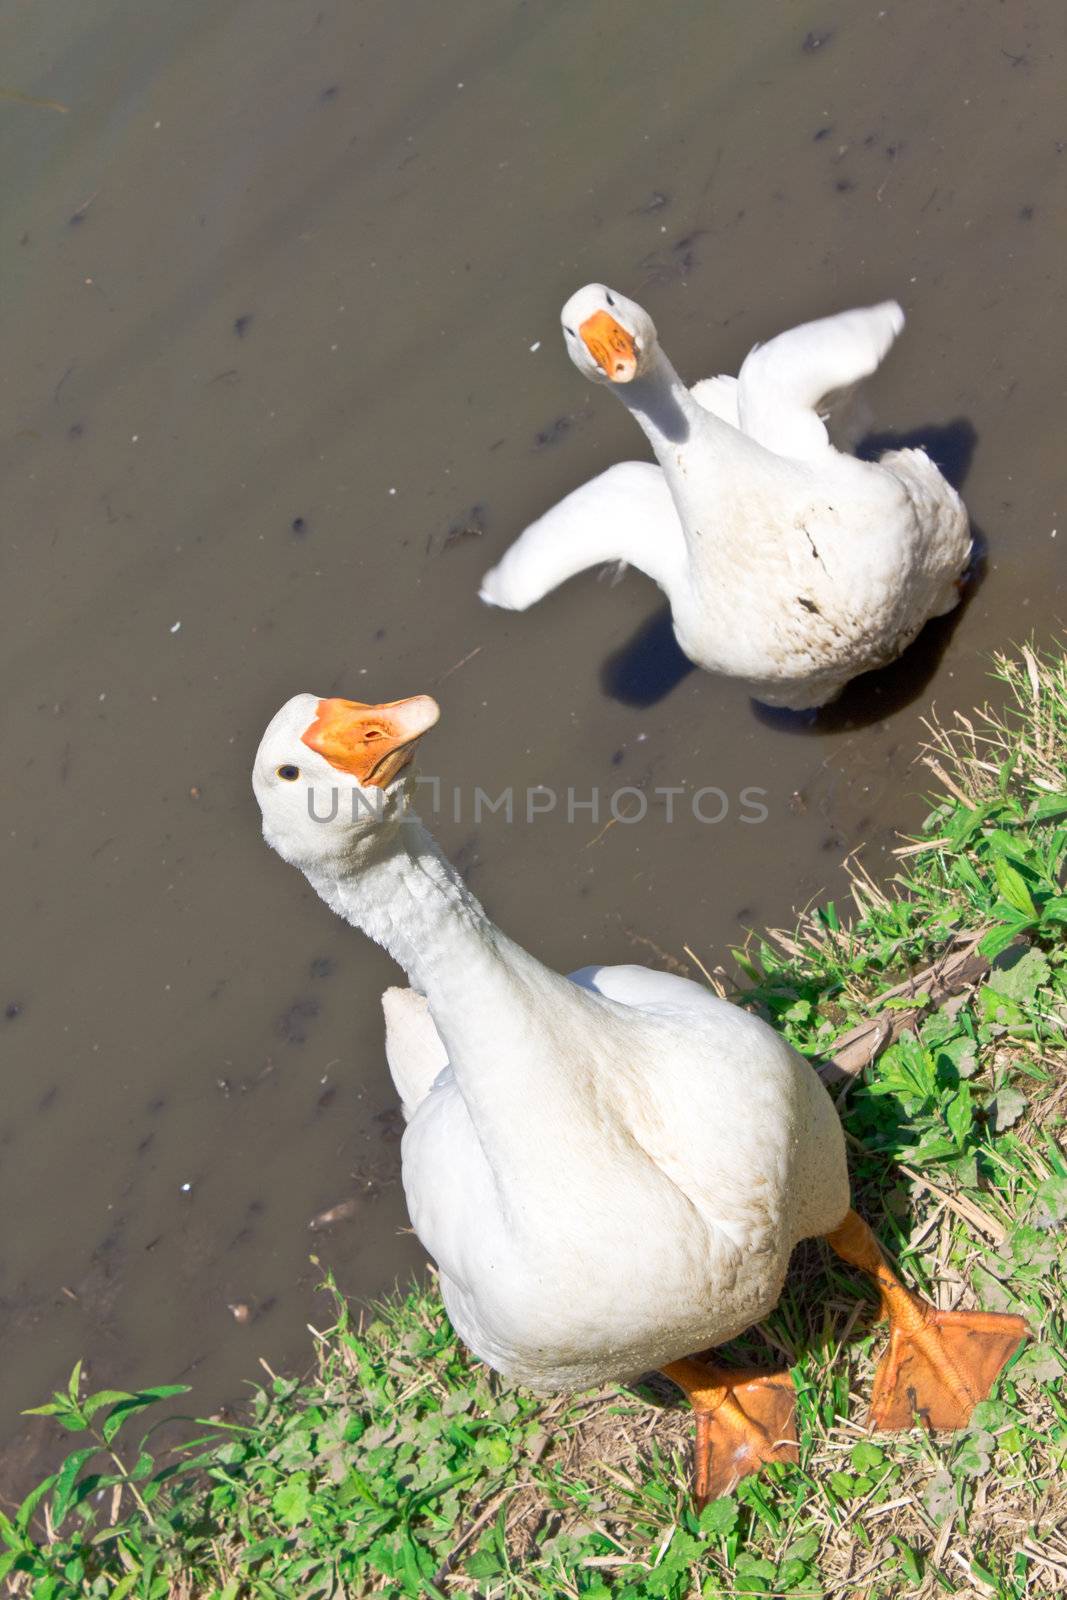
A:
[2,0,1065,1493]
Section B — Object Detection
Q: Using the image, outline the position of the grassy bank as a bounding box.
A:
[5,642,1067,1600]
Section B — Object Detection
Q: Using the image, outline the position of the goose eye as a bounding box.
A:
[563,325,576,337]
[277,764,300,781]
[605,291,615,306]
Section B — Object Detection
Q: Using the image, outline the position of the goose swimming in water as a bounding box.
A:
[480,286,971,709]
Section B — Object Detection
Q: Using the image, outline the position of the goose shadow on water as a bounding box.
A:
[601,417,981,719]
[854,415,977,489]
[601,603,696,708]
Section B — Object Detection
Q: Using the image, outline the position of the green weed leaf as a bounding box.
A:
[954,1430,994,1476]
[272,1471,312,1528]
[1013,1342,1064,1382]
[923,1469,956,1522]
[893,1539,924,1585]
[101,1386,189,1444]
[988,947,1050,1001]
[50,1447,98,1529]
[945,1084,974,1147]
[992,855,1037,916]
[15,1474,57,1534]
[979,920,1033,960]
[734,1552,776,1585]
[697,1496,737,1538]
[466,1548,503,1579]
[1032,792,1067,821]
[988,1086,1027,1132]
[82,1390,136,1419]
[1032,1174,1067,1229]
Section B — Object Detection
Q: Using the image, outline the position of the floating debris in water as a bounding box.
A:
[0,85,69,113]
[68,192,97,227]
[308,1198,359,1230]
[432,503,488,555]
[535,414,574,450]
[435,645,482,684]
[228,1302,251,1324]
[278,996,320,1045]
[170,621,182,634]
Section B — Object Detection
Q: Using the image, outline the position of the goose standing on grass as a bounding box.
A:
[253,692,1027,1499]
[480,287,971,709]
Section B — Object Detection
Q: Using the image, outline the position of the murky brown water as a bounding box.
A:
[3,0,1065,1492]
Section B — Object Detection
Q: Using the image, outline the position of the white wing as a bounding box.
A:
[689,373,740,426]
[738,301,905,459]
[568,962,721,1020]
[478,371,739,615]
[479,460,683,611]
[382,987,449,1120]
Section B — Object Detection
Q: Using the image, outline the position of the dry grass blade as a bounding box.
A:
[819,929,994,1086]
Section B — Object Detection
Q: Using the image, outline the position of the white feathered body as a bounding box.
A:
[663,435,968,709]
[389,958,848,1390]
[254,715,851,1398]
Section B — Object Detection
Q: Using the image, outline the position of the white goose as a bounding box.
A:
[253,693,1027,1498]
[480,287,971,709]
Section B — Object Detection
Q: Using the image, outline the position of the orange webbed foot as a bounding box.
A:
[869,1304,1030,1431]
[661,1358,798,1505]
[826,1209,1030,1433]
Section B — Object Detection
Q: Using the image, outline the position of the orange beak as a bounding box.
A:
[301,695,440,786]
[579,309,638,381]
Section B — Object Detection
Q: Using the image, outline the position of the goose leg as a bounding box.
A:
[660,1356,798,1504]
[826,1209,1029,1430]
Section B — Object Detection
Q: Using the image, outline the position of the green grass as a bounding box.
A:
[5,640,1067,1599]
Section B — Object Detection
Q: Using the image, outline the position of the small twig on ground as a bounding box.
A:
[433,1483,526,1586]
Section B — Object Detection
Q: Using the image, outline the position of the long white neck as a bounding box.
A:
[619,345,710,459]
[611,346,782,547]
[306,813,514,1010]
[302,813,588,1169]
